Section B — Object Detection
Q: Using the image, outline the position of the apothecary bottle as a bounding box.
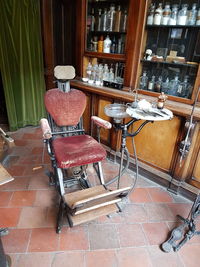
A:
[103,35,112,53]
[187,3,198,25]
[120,9,128,32]
[147,4,155,25]
[139,71,148,90]
[114,5,121,32]
[161,4,171,25]
[148,75,155,91]
[86,62,92,81]
[169,5,178,25]
[162,78,169,94]
[168,75,180,96]
[177,4,189,26]
[153,3,163,25]
[91,8,95,31]
[155,76,162,93]
[101,8,108,31]
[96,9,102,31]
[107,4,116,31]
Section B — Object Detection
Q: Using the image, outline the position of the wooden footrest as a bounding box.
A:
[67,203,119,227]
[63,185,130,215]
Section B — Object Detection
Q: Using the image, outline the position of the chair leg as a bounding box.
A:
[56,198,65,234]
[97,162,105,185]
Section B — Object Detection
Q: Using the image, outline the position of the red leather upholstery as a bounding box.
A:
[52,135,106,168]
[45,89,86,126]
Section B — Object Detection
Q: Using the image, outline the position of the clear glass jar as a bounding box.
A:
[148,75,155,91]
[96,9,102,31]
[153,3,163,25]
[168,75,180,96]
[161,4,171,25]
[187,3,198,25]
[139,71,148,90]
[169,5,178,25]
[177,4,189,25]
[147,4,155,25]
[103,64,109,81]
[120,9,128,32]
[162,78,169,94]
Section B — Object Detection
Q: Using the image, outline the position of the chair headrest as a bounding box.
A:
[54,66,76,80]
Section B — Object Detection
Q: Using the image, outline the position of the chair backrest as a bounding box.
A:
[44,88,86,127]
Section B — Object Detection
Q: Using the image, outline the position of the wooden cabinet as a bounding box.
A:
[137,0,200,105]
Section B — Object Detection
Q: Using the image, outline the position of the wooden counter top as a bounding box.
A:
[71,80,200,120]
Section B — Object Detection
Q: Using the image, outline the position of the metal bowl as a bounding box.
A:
[104,104,129,123]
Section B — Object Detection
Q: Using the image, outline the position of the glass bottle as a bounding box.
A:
[148,75,155,91]
[168,75,180,96]
[147,4,155,25]
[91,8,95,31]
[161,4,171,25]
[169,5,178,25]
[86,62,92,81]
[103,35,112,53]
[155,76,162,92]
[114,5,121,32]
[179,76,190,97]
[120,9,128,32]
[196,8,200,25]
[96,9,102,31]
[101,8,108,31]
[98,64,104,85]
[162,78,169,94]
[107,4,116,31]
[103,64,109,81]
[95,65,101,86]
[98,36,104,53]
[117,37,122,54]
[177,4,189,25]
[139,71,148,90]
[111,36,116,53]
[92,36,98,52]
[153,3,163,25]
[187,3,198,25]
[109,67,114,82]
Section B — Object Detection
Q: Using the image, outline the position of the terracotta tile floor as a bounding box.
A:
[1,126,200,267]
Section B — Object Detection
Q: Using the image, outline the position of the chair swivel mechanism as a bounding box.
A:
[40,66,130,233]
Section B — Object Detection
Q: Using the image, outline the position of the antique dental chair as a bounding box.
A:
[40,66,130,233]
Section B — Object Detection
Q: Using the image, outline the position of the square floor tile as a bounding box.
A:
[117,223,147,247]
[17,252,53,267]
[129,188,152,203]
[85,250,118,267]
[147,188,174,203]
[59,226,89,251]
[0,191,13,207]
[88,224,120,250]
[52,252,84,267]
[9,190,36,207]
[28,228,59,252]
[2,229,31,253]
[17,207,48,228]
[142,222,169,245]
[0,207,21,227]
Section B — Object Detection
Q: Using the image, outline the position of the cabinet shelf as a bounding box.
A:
[84,51,126,61]
[89,31,126,35]
[146,25,200,29]
[141,59,199,68]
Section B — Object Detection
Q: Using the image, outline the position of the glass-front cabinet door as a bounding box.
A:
[83,0,129,90]
[138,0,200,102]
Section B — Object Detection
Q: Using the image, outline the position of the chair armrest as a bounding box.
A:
[91,116,112,129]
[40,118,52,139]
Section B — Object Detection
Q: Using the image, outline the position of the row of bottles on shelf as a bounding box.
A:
[139,71,192,98]
[87,4,128,32]
[87,35,125,54]
[83,62,124,89]
[147,2,200,26]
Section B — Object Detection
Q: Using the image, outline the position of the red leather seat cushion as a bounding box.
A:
[52,135,106,168]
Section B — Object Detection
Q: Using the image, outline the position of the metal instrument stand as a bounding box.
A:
[162,194,200,252]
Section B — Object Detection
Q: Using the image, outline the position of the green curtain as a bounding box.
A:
[0,0,46,131]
